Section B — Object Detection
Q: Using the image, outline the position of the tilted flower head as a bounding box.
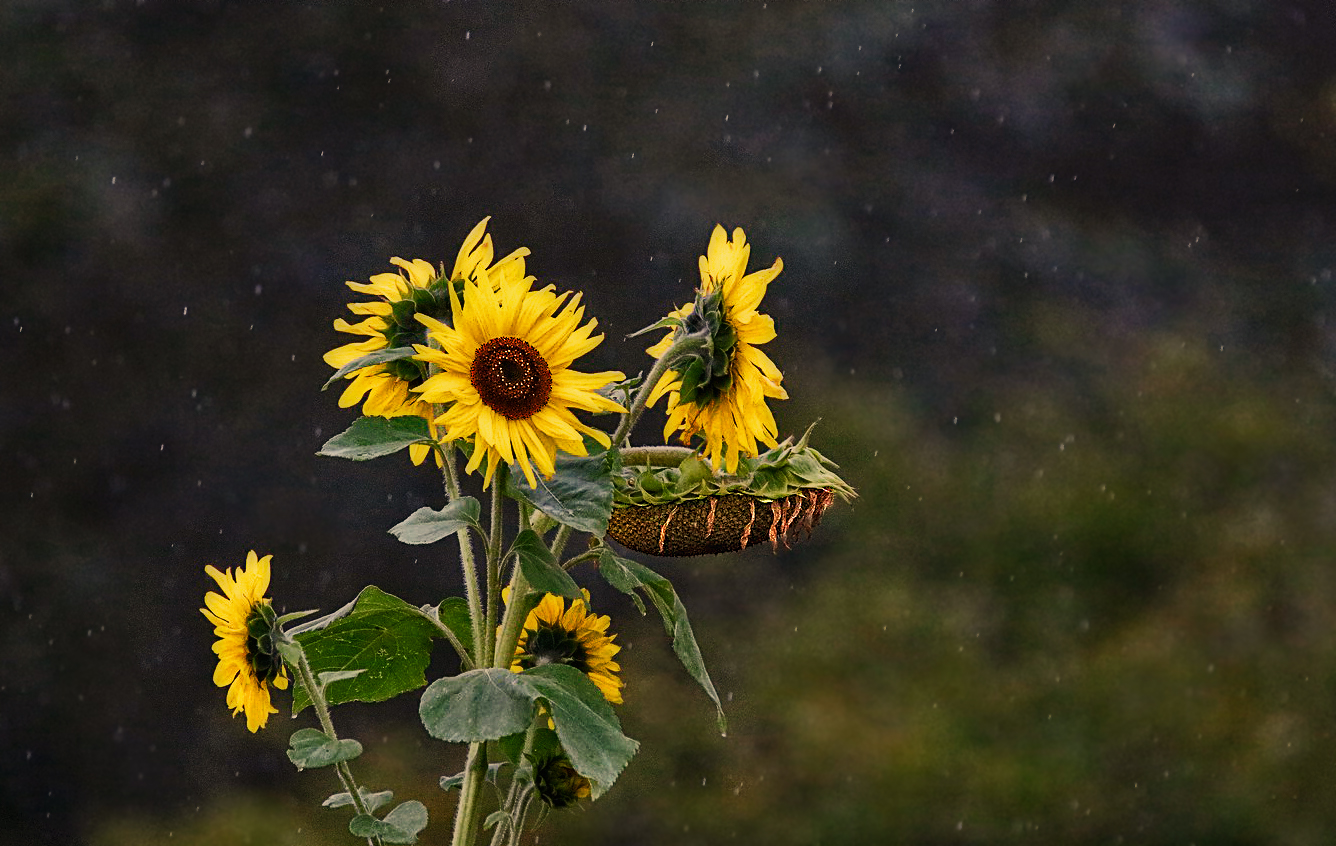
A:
[647,225,787,473]
[200,551,290,732]
[509,590,623,705]
[323,218,529,464]
[412,268,625,489]
[530,752,592,808]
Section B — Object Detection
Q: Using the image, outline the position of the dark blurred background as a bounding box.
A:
[6,1,1336,843]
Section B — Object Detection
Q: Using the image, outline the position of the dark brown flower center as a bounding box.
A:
[470,336,553,419]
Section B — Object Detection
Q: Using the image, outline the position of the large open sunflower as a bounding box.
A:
[646,225,787,473]
[323,218,528,464]
[509,591,623,705]
[412,269,624,488]
[200,551,289,733]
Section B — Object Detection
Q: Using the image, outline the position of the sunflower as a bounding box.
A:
[412,269,624,489]
[201,551,290,733]
[510,590,623,705]
[323,218,529,465]
[530,752,592,808]
[646,225,787,473]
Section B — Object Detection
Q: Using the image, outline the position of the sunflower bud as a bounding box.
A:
[530,753,592,809]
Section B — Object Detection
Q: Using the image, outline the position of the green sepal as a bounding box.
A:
[510,529,581,599]
[389,497,482,545]
[275,608,319,627]
[322,346,417,390]
[287,728,363,770]
[318,415,434,461]
[324,787,394,813]
[292,586,440,714]
[348,800,429,845]
[611,424,856,508]
[597,549,726,734]
[521,664,639,799]
[505,445,618,537]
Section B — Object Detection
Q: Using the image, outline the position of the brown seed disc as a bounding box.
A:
[606,490,836,557]
[471,336,553,420]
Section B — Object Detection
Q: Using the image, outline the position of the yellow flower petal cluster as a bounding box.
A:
[201,551,289,733]
[324,218,529,465]
[510,591,623,705]
[647,225,787,472]
[413,268,624,489]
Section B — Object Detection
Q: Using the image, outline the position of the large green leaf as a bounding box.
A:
[433,595,473,656]
[322,346,417,390]
[510,529,581,599]
[522,664,639,799]
[318,415,433,461]
[292,587,440,713]
[419,668,534,742]
[349,800,429,845]
[287,728,363,770]
[597,549,726,733]
[389,497,482,545]
[506,447,617,536]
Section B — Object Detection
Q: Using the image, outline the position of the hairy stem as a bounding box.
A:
[618,445,697,467]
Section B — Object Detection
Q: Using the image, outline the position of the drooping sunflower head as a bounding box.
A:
[200,550,290,733]
[529,751,592,808]
[510,590,623,705]
[647,224,787,473]
[412,268,625,488]
[323,218,529,464]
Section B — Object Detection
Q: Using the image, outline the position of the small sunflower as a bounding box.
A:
[530,752,592,808]
[201,551,290,733]
[412,269,624,488]
[324,218,529,465]
[646,225,787,473]
[510,590,623,705]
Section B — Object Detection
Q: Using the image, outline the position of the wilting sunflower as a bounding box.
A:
[324,218,529,464]
[412,270,624,488]
[201,551,289,733]
[646,225,787,473]
[509,590,623,705]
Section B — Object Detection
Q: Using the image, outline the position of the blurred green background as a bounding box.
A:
[6,1,1336,843]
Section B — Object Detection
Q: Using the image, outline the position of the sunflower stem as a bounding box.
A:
[437,433,485,668]
[549,524,573,561]
[483,464,508,669]
[618,445,697,467]
[612,332,705,448]
[559,548,601,572]
[450,742,488,846]
[488,717,541,846]
[292,647,379,845]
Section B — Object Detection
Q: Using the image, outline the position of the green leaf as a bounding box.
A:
[597,549,726,734]
[292,586,440,714]
[440,762,508,792]
[322,346,417,390]
[522,664,639,799]
[324,788,394,812]
[389,497,482,545]
[483,810,509,831]
[349,800,429,845]
[510,529,581,599]
[506,447,617,536]
[285,596,358,636]
[287,728,363,770]
[319,415,433,460]
[419,668,534,742]
[433,596,473,656]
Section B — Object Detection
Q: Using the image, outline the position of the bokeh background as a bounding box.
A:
[6,1,1336,843]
